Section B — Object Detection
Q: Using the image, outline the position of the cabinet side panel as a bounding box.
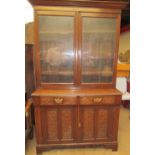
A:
[33,97,43,144]
[112,106,120,140]
[34,106,42,144]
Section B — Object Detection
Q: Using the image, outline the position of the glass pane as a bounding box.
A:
[81,17,116,83]
[39,16,74,83]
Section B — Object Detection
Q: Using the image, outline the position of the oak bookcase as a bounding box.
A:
[28,0,128,154]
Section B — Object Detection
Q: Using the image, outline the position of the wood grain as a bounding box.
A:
[29,0,128,9]
[32,88,122,96]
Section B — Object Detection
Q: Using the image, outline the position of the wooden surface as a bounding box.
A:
[25,99,33,143]
[25,23,34,44]
[31,2,125,154]
[117,63,130,77]
[32,92,121,153]
[32,88,122,96]
[26,107,130,155]
[28,0,129,9]
[25,44,35,143]
[25,99,33,112]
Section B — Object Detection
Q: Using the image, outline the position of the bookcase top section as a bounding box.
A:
[28,0,129,9]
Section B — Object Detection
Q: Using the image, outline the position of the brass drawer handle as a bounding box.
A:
[53,98,64,104]
[93,97,102,103]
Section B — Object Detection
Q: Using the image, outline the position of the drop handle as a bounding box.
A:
[93,97,102,103]
[53,97,64,104]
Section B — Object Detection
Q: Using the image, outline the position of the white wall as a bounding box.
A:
[24,1,33,24]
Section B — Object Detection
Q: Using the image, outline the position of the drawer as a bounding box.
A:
[40,96,77,105]
[80,96,116,105]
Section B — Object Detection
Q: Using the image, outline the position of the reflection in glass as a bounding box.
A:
[39,16,74,83]
[81,17,116,83]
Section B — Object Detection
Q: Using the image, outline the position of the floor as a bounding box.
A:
[26,107,130,155]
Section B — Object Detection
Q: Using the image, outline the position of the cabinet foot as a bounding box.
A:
[112,144,118,151]
[104,143,118,151]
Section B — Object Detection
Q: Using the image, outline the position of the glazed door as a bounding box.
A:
[79,13,120,87]
[35,11,77,87]
[41,106,77,144]
[35,10,120,88]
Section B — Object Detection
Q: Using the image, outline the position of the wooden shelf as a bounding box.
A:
[42,71,73,76]
[84,31,115,33]
[83,71,113,76]
[39,31,73,35]
[32,88,122,96]
[89,57,114,60]
[42,70,113,76]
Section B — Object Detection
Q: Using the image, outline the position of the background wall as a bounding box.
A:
[25,1,33,23]
[118,30,130,63]
[25,22,34,44]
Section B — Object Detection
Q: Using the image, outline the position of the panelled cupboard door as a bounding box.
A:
[78,105,119,142]
[40,106,77,144]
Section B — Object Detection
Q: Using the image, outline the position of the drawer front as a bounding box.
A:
[40,96,77,105]
[80,96,116,105]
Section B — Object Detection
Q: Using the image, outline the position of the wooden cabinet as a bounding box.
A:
[28,0,128,154]
[32,90,121,154]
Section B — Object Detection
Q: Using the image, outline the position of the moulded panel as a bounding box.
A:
[82,108,94,140]
[61,108,74,140]
[42,106,77,143]
[46,108,59,141]
[96,108,108,138]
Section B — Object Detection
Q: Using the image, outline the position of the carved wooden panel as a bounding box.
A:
[42,106,76,143]
[46,108,58,141]
[61,108,74,140]
[96,108,108,139]
[82,107,94,140]
[80,106,110,141]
